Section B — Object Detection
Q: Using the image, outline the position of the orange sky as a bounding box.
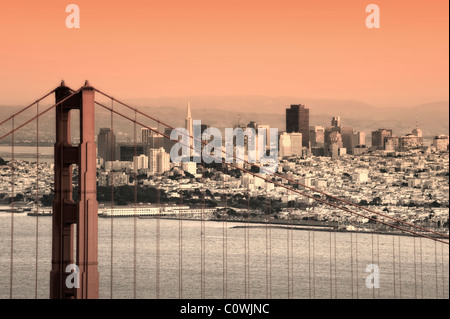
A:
[0,0,448,107]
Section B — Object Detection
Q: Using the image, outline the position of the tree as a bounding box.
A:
[0,157,7,165]
[370,197,382,206]
[430,200,441,208]
[41,194,54,206]
[359,199,369,206]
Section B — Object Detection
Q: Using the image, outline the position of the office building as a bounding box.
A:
[372,129,393,150]
[97,128,116,162]
[286,104,309,147]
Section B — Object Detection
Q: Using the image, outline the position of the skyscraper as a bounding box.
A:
[149,147,171,174]
[286,104,309,147]
[371,129,393,150]
[185,102,194,156]
[310,126,325,147]
[331,116,341,127]
[142,127,163,149]
[97,128,116,162]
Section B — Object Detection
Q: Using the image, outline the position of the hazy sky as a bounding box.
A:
[0,0,448,108]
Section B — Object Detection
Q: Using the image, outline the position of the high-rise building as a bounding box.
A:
[185,102,193,156]
[256,124,271,149]
[142,127,156,144]
[97,128,116,162]
[433,135,449,152]
[290,133,303,156]
[331,116,341,127]
[286,104,309,147]
[329,116,353,153]
[278,132,302,158]
[133,154,149,171]
[142,127,164,149]
[328,131,343,158]
[340,126,354,154]
[351,131,366,153]
[384,136,400,152]
[163,127,176,154]
[119,144,145,161]
[149,147,170,174]
[279,132,292,158]
[400,134,423,150]
[310,126,325,147]
[371,129,393,150]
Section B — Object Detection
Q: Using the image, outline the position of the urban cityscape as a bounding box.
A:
[1,103,448,235]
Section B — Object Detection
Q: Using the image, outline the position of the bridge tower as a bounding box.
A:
[50,81,99,299]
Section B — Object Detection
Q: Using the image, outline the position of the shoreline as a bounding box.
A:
[24,209,449,240]
[138,215,449,239]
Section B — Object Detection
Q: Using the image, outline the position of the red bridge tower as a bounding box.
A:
[50,81,99,299]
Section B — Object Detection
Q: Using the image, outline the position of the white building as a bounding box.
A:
[279,132,302,158]
[181,161,197,176]
[149,148,170,174]
[433,135,449,152]
[105,160,133,172]
[133,154,148,171]
[352,171,369,183]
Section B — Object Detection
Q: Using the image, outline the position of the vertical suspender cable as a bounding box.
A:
[312,229,316,299]
[178,192,183,299]
[370,231,375,299]
[329,231,332,298]
[156,186,161,299]
[308,230,311,299]
[269,200,272,299]
[377,227,380,299]
[133,110,137,299]
[110,99,114,299]
[223,193,227,299]
[10,116,15,299]
[334,230,337,298]
[265,199,272,299]
[399,236,402,298]
[286,204,290,299]
[420,237,423,299]
[245,189,249,298]
[351,232,354,299]
[35,103,39,299]
[200,169,205,299]
[355,231,359,299]
[441,243,446,299]
[435,240,438,298]
[156,123,161,299]
[290,203,294,298]
[392,235,396,299]
[413,236,417,298]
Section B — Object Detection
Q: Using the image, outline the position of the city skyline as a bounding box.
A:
[0,0,448,303]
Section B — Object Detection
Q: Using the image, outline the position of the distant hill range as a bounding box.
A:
[0,97,448,142]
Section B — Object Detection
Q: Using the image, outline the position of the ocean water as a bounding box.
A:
[0,213,448,299]
[0,146,54,163]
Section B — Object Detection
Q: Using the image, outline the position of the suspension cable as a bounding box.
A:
[0,87,85,142]
[0,89,55,126]
[110,98,115,299]
[92,87,449,240]
[133,109,137,299]
[93,99,449,244]
[35,102,39,299]
[9,116,15,299]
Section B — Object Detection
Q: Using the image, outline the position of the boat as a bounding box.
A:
[27,208,52,216]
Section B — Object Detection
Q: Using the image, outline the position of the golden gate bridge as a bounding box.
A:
[0,82,448,299]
